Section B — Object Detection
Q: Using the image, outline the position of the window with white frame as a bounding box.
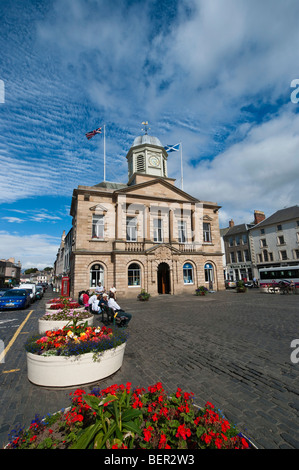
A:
[126,217,137,242]
[178,220,187,243]
[128,263,141,286]
[183,263,194,284]
[230,252,235,263]
[92,214,105,239]
[280,250,288,260]
[153,218,163,242]
[90,264,104,288]
[203,223,212,242]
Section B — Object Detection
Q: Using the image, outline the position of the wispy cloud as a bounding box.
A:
[2,217,24,223]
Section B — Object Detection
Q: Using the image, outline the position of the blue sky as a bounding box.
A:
[1,0,299,269]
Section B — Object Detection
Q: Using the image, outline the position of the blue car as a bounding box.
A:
[0,289,31,310]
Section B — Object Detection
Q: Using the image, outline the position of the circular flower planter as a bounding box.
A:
[45,304,85,311]
[38,315,94,334]
[26,342,126,387]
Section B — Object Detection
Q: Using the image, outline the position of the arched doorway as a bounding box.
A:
[157,262,170,294]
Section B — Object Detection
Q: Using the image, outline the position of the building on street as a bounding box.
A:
[0,258,22,287]
[249,205,299,279]
[65,132,225,298]
[221,210,265,282]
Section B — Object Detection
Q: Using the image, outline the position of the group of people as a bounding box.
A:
[78,282,132,327]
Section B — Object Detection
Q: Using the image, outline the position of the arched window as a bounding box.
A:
[204,263,214,286]
[90,264,104,288]
[183,263,193,284]
[128,263,141,287]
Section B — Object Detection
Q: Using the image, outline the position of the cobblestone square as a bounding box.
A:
[0,289,298,449]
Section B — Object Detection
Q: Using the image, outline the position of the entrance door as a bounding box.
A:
[157,263,170,294]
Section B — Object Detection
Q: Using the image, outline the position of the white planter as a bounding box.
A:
[26,342,126,387]
[45,306,86,313]
[38,316,94,334]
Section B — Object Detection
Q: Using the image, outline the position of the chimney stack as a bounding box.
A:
[254,210,265,225]
[229,219,234,227]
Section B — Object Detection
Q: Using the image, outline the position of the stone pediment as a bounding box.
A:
[115,178,199,203]
[145,243,180,258]
[89,204,108,213]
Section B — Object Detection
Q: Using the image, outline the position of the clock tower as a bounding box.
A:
[126,126,169,185]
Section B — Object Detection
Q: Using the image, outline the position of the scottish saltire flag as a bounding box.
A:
[85,127,102,140]
[164,143,180,152]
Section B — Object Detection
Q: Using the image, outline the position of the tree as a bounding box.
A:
[24,268,38,274]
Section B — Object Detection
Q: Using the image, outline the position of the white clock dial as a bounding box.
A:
[149,156,160,167]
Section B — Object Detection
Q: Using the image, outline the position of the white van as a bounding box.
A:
[19,283,36,302]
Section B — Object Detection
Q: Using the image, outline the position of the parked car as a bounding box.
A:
[19,283,36,302]
[225,280,237,289]
[35,285,44,299]
[0,289,31,310]
[13,287,35,303]
[0,287,11,297]
[244,281,254,288]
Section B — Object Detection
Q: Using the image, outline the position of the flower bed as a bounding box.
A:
[47,302,81,310]
[25,323,128,387]
[5,382,253,449]
[25,323,127,357]
[38,310,94,334]
[45,297,80,310]
[195,286,208,296]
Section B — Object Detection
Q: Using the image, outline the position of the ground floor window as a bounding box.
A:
[128,263,141,286]
[204,263,214,285]
[183,262,194,284]
[90,264,104,288]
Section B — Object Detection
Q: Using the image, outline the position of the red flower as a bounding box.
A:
[158,433,168,449]
[176,424,191,440]
[143,426,153,442]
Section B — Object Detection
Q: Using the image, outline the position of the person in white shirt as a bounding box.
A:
[108,292,132,326]
[88,292,98,312]
[95,282,104,294]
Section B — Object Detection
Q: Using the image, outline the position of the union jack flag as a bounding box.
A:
[85,127,102,140]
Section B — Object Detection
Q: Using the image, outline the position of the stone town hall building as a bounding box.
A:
[68,133,225,298]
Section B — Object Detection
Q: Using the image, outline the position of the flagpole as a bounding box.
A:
[180,142,183,190]
[103,124,106,182]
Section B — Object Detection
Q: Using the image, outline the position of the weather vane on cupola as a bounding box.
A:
[141,121,150,135]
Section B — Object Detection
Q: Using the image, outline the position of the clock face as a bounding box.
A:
[149,155,160,167]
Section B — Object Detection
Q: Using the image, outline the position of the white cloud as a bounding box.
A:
[2,217,24,223]
[0,231,59,269]
[181,104,299,226]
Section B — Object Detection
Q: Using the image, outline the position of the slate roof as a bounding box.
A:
[223,223,254,237]
[251,205,299,229]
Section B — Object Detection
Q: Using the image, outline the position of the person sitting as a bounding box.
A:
[88,292,98,312]
[99,292,108,309]
[95,282,104,295]
[82,290,90,310]
[108,292,132,327]
[91,294,102,315]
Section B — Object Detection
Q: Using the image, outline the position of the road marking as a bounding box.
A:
[0,310,33,363]
[0,319,17,325]
[2,369,20,373]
